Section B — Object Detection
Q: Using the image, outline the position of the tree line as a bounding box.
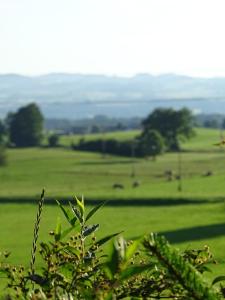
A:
[75,107,194,158]
[0,103,195,164]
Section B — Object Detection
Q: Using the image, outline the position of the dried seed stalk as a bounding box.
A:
[30,189,45,275]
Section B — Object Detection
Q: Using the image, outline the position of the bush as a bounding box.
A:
[74,138,133,157]
[0,191,224,299]
[48,133,60,147]
[137,129,165,158]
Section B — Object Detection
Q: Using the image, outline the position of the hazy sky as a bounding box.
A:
[1,0,225,77]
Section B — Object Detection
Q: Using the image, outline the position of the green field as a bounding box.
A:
[58,129,140,147]
[0,127,225,281]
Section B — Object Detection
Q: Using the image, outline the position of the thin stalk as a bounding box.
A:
[30,189,45,276]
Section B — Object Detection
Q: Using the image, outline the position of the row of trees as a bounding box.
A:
[75,108,194,158]
[0,104,194,161]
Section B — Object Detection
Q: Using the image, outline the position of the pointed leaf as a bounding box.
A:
[55,218,62,242]
[96,231,123,247]
[64,246,80,257]
[125,238,142,261]
[212,276,225,286]
[105,243,120,278]
[61,226,76,240]
[75,196,84,215]
[86,201,106,222]
[70,202,83,225]
[40,242,50,255]
[120,264,152,281]
[115,236,126,260]
[56,200,76,226]
[83,224,99,237]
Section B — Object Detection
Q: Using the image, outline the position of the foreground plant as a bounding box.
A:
[0,192,224,299]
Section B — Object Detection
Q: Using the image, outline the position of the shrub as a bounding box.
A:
[0,192,224,299]
[137,129,165,158]
[73,138,133,157]
[48,133,60,147]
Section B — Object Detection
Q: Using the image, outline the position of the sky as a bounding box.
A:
[1,0,225,77]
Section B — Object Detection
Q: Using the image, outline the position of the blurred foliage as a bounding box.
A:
[0,192,224,299]
[48,134,60,147]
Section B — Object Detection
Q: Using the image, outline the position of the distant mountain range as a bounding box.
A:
[1,73,225,118]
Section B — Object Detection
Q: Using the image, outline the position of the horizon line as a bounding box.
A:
[1,71,225,80]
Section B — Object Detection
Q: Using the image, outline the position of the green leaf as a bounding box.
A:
[56,200,76,226]
[105,244,120,279]
[103,291,113,300]
[54,218,62,242]
[83,224,99,237]
[120,264,152,281]
[212,275,225,286]
[70,216,77,226]
[40,242,50,255]
[75,195,85,215]
[199,265,212,273]
[125,238,142,262]
[85,201,106,222]
[70,202,83,225]
[64,246,80,257]
[96,231,123,247]
[0,269,8,275]
[61,226,76,240]
[144,233,220,300]
[115,236,126,260]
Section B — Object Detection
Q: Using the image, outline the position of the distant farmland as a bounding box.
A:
[0,127,225,281]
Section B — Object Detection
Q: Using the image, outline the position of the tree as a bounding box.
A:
[142,108,194,151]
[137,129,164,159]
[9,103,44,147]
[204,119,218,129]
[90,125,101,133]
[48,133,60,147]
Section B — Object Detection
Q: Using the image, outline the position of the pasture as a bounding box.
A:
[0,127,225,281]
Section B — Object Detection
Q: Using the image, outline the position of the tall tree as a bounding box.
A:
[137,129,164,159]
[142,108,194,151]
[9,103,44,147]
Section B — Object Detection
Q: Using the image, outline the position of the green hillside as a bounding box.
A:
[0,127,225,281]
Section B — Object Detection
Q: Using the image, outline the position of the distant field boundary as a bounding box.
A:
[0,196,224,206]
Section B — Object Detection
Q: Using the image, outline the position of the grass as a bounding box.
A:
[56,129,140,147]
[0,147,225,200]
[1,201,224,279]
[0,127,225,283]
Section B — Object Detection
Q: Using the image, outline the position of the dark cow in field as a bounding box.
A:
[203,171,213,177]
[132,181,140,188]
[113,183,124,189]
[164,170,174,181]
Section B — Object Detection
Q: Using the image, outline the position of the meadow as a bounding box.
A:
[0,127,225,281]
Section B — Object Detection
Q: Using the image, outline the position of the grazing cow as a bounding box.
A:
[203,171,213,177]
[113,183,124,189]
[132,181,140,188]
[164,170,173,181]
